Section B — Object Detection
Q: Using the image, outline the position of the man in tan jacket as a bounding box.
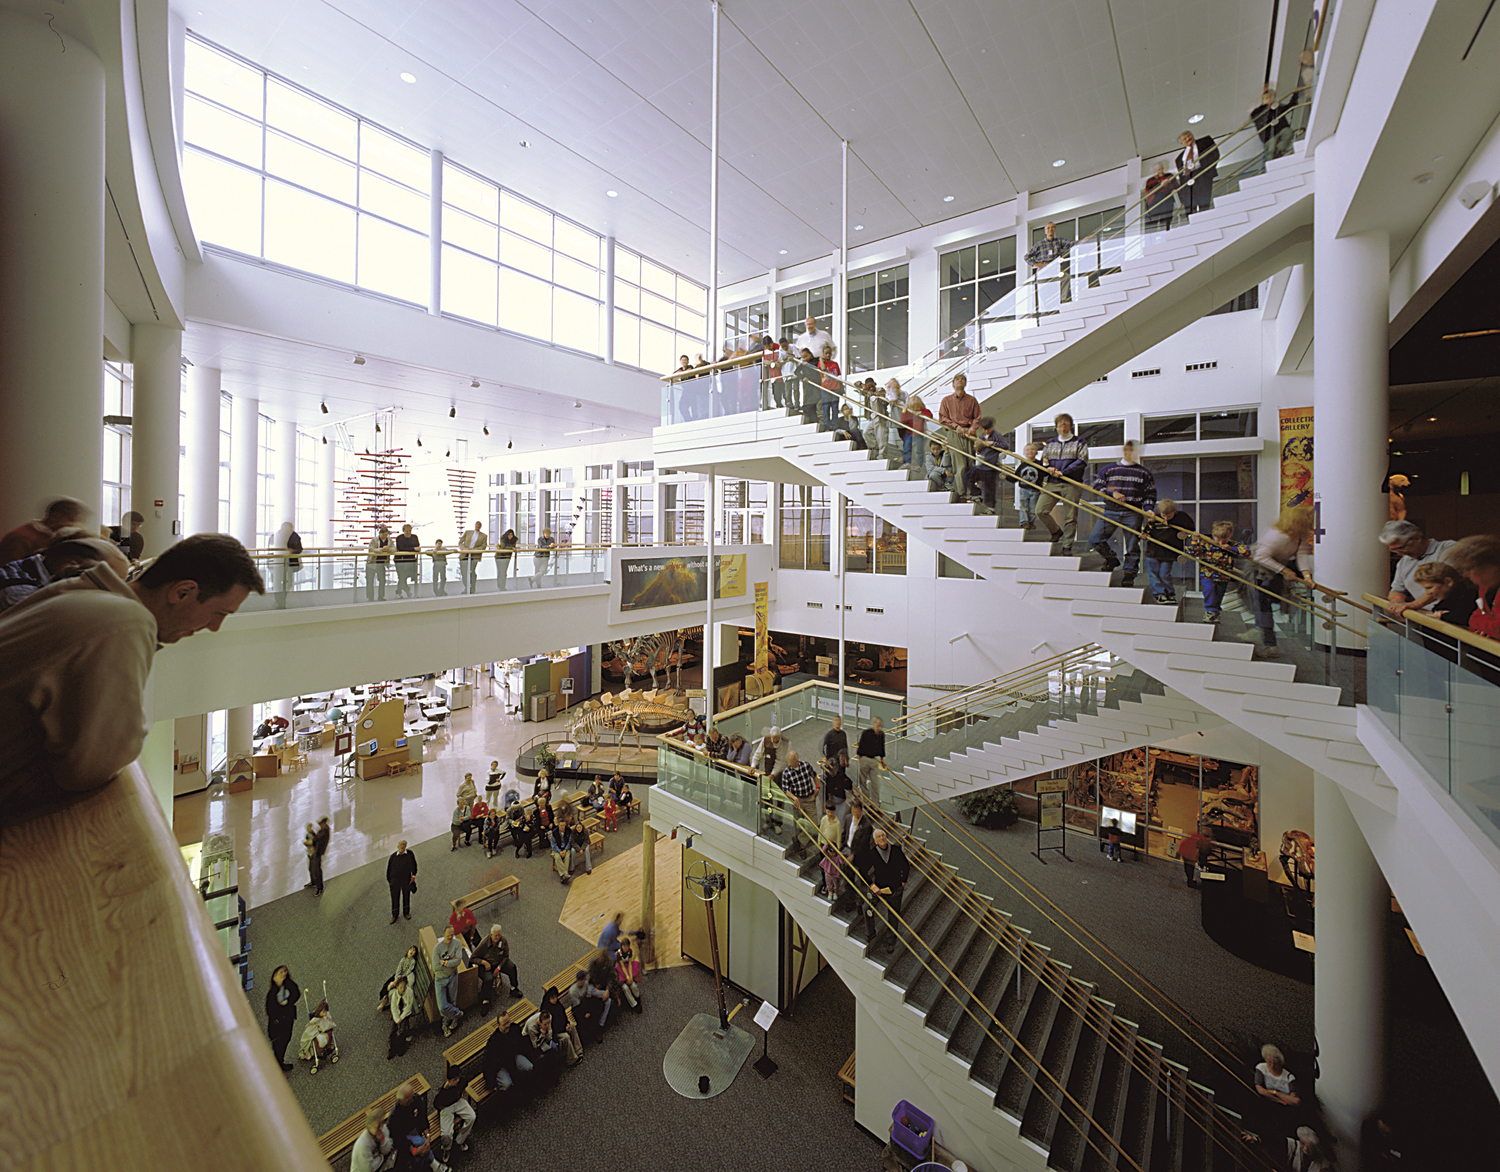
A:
[0,533,263,809]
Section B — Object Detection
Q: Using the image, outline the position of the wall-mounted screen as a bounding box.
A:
[1100,805,1138,836]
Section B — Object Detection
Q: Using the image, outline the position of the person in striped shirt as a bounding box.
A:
[1089,441,1157,587]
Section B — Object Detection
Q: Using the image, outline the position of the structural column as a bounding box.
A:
[1313,142,1389,630]
[227,705,254,764]
[230,394,260,547]
[185,366,222,535]
[705,469,716,719]
[275,418,297,534]
[130,324,184,558]
[0,11,106,528]
[1313,773,1387,1154]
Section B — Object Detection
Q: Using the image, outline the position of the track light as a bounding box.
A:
[353,355,366,365]
[573,399,582,408]
[417,437,423,447]
[507,440,513,449]
[483,425,490,436]
[470,378,480,389]
[449,406,456,418]
[375,422,381,433]
[322,436,328,445]
[445,449,451,458]
[320,402,329,414]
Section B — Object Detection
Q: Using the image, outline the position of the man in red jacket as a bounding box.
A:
[1176,826,1214,887]
[0,496,87,564]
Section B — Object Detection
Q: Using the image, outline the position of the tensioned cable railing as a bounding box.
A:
[659,733,1275,1171]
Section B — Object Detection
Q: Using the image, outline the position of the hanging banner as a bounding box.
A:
[716,553,747,599]
[754,581,770,673]
[1278,407,1314,511]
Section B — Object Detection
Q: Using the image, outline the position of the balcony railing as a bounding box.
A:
[2,761,326,1169]
[1365,595,1500,855]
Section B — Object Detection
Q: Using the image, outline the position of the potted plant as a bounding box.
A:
[535,744,558,778]
[955,784,1019,830]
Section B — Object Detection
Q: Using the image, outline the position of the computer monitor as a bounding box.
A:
[364,739,378,756]
[395,737,407,749]
[1100,806,1137,836]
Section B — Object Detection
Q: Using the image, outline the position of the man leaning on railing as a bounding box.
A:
[0,533,265,810]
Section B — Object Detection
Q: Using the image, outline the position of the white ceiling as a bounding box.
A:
[181,0,1277,287]
[185,320,660,453]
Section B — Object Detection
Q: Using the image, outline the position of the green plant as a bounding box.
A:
[955,784,1019,830]
[535,744,559,777]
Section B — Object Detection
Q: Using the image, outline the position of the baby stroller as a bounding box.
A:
[298,982,340,1074]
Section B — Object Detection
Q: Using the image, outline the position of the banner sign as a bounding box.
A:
[1038,791,1064,829]
[619,553,748,612]
[752,580,777,694]
[1035,776,1068,794]
[1278,407,1314,511]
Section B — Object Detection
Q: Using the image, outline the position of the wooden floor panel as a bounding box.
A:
[558,832,687,968]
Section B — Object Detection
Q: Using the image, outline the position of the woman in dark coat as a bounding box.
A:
[265,964,301,1071]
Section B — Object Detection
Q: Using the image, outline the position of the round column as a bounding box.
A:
[275,417,297,534]
[320,434,338,587]
[227,705,254,763]
[0,11,106,529]
[1314,144,1390,631]
[1313,773,1388,1153]
[230,394,259,547]
[130,324,183,558]
[185,366,222,534]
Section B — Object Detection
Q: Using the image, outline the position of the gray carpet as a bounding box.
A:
[246,819,882,1170]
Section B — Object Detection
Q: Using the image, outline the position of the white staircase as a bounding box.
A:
[776,421,1391,809]
[954,153,1315,430]
[901,682,1224,802]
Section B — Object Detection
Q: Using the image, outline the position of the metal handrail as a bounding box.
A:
[1364,593,1500,658]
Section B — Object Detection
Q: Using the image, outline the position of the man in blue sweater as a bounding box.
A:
[1089,441,1157,587]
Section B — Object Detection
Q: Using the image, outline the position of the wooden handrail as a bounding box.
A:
[1364,593,1500,657]
[1,762,327,1170]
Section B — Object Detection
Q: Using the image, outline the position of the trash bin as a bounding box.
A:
[891,1100,934,1160]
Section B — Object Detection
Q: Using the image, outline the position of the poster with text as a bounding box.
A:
[1279,407,1314,511]
[619,552,750,612]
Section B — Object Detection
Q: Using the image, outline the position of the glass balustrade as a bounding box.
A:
[229,545,612,612]
[1366,606,1500,854]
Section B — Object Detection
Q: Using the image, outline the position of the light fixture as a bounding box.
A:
[606,190,618,198]
[320,401,328,414]
[374,422,381,433]
[322,436,328,445]
[565,426,609,436]
[483,425,490,436]
[353,355,366,365]
[1415,172,1435,185]
[573,400,582,408]
[1188,113,1204,124]
[449,406,456,418]
[470,378,480,389]
[507,440,513,449]
[1052,159,1066,168]
[417,437,423,447]
[1458,180,1492,209]
[519,140,530,148]
[399,71,416,84]
[854,224,864,231]
[1427,416,1438,422]
[779,249,787,255]
[445,449,451,457]
[943,195,955,202]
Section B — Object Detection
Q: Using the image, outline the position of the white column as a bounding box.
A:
[429,149,443,317]
[706,1,721,361]
[230,394,260,547]
[837,140,848,368]
[837,491,847,716]
[320,433,338,587]
[275,418,297,534]
[1313,773,1387,1153]
[185,366,221,534]
[227,705,254,762]
[604,236,617,365]
[1314,143,1388,632]
[705,469,716,719]
[130,324,183,558]
[0,11,105,527]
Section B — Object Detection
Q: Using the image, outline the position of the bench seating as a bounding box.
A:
[541,948,600,1033]
[319,1073,431,1164]
[839,1051,856,1104]
[454,875,520,916]
[441,997,538,1073]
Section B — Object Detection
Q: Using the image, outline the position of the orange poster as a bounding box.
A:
[1279,407,1314,510]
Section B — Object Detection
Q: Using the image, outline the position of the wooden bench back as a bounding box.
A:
[441,998,539,1070]
[318,1072,431,1161]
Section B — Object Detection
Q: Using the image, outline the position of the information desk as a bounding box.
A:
[1199,861,1312,984]
[358,746,412,779]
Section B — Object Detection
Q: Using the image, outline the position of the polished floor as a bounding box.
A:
[173,680,599,909]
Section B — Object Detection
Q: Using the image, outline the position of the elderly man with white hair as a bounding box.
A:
[1380,519,1455,617]
[469,922,521,1011]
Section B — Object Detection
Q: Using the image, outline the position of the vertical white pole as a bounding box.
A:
[837,492,847,719]
[429,149,443,317]
[707,0,720,362]
[706,468,717,722]
[605,235,617,365]
[839,139,848,370]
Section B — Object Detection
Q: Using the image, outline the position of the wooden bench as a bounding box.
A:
[839,1051,856,1104]
[623,795,641,819]
[454,875,520,917]
[386,759,409,777]
[589,832,605,857]
[542,948,600,1032]
[441,997,538,1071]
[318,1073,431,1164]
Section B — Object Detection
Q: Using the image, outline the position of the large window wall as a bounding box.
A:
[779,484,831,571]
[939,236,1016,350]
[182,35,702,374]
[613,246,706,372]
[846,265,909,374]
[102,361,133,529]
[723,302,769,355]
[780,285,834,349]
[182,37,431,305]
[296,431,319,540]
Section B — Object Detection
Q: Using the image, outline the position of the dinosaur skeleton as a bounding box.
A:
[566,695,690,749]
[607,629,687,691]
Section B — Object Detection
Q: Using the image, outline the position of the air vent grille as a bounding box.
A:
[866,606,884,614]
[1131,368,1161,379]
[805,601,823,609]
[1185,361,1218,373]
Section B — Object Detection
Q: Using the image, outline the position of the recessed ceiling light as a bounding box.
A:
[353,355,366,365]
[519,140,530,148]
[606,190,618,198]
[1052,159,1066,168]
[854,224,864,231]
[943,195,955,202]
[1427,416,1438,422]
[470,378,480,389]
[1188,113,1204,124]
[1414,172,1434,185]
[779,249,787,255]
[399,72,416,84]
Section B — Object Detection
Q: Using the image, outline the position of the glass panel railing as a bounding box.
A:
[1365,597,1500,855]
[198,545,614,612]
